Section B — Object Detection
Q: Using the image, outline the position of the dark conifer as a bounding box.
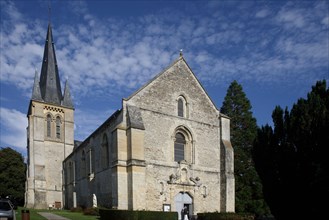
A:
[221,80,270,216]
[254,80,329,219]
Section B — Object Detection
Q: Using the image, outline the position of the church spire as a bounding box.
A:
[39,23,63,105]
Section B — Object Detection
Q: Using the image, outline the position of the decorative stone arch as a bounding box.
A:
[174,192,193,220]
[172,125,195,164]
[176,95,189,118]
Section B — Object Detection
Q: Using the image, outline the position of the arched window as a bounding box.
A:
[174,132,186,162]
[173,126,194,163]
[56,116,61,139]
[46,115,52,137]
[178,98,184,117]
[101,134,109,169]
[177,96,188,118]
[87,148,94,176]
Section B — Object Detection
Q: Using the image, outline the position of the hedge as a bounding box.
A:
[99,209,178,220]
[197,212,255,220]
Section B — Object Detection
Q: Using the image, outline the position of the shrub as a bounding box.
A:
[138,210,177,220]
[70,206,83,212]
[99,209,177,220]
[99,209,137,220]
[197,212,255,220]
[83,207,99,216]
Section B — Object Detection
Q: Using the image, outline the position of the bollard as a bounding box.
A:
[21,209,30,220]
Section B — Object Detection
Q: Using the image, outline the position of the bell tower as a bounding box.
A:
[25,23,74,209]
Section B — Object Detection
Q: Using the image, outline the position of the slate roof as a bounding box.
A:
[32,23,74,109]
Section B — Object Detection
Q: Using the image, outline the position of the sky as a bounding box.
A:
[1,0,328,156]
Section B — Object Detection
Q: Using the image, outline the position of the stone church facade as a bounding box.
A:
[25,23,235,217]
[25,24,74,209]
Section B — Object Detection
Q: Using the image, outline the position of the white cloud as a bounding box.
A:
[0,107,27,150]
[276,9,305,28]
[255,9,270,18]
[0,0,328,103]
[0,0,328,152]
[74,108,116,141]
[322,16,329,26]
[0,0,22,22]
[0,106,116,153]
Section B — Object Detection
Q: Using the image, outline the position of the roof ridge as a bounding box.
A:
[125,55,184,101]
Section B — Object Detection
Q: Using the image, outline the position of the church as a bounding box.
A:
[25,23,235,219]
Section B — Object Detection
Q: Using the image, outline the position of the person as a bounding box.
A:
[183,206,189,220]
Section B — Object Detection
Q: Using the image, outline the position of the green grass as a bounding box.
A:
[16,207,47,220]
[15,207,99,220]
[50,210,99,220]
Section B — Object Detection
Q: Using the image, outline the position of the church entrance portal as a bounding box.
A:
[174,192,193,220]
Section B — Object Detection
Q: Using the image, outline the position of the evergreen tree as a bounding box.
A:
[221,80,269,216]
[254,80,329,219]
[0,147,26,206]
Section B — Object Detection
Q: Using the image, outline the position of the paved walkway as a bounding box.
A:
[38,212,70,220]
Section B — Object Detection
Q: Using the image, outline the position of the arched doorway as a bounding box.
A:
[174,192,193,220]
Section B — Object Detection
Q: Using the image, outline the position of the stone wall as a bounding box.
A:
[26,100,74,209]
[125,58,227,215]
[63,57,234,214]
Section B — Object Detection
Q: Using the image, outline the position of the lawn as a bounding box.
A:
[51,210,99,220]
[15,207,99,220]
[16,207,46,220]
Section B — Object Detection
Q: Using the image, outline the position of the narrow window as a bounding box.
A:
[47,115,51,137]
[72,161,76,184]
[68,162,72,183]
[81,150,86,178]
[56,116,61,139]
[178,98,184,117]
[88,149,94,175]
[102,135,109,169]
[174,133,185,162]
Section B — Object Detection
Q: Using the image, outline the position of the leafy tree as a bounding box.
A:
[254,80,329,219]
[0,147,26,206]
[221,80,270,216]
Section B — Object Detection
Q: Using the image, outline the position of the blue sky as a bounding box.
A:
[1,0,328,156]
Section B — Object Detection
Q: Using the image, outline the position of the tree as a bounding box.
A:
[254,80,329,219]
[0,147,26,206]
[221,80,270,216]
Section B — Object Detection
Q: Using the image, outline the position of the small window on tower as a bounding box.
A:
[47,115,51,137]
[56,116,61,139]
